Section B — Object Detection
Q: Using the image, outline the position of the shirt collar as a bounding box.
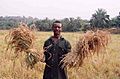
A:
[49,36,64,41]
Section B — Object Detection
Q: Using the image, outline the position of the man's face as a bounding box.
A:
[52,23,62,36]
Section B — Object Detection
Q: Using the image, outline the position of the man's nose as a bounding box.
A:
[56,27,59,30]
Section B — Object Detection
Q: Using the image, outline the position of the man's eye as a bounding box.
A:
[54,26,61,28]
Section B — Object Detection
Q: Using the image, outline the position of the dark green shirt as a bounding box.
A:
[43,36,71,79]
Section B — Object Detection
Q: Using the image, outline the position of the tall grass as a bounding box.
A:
[0,30,120,79]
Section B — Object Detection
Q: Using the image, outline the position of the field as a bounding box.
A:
[0,30,120,79]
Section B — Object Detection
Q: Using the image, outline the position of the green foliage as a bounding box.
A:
[0,10,120,31]
[34,18,53,31]
[111,12,120,28]
[0,16,87,32]
[61,17,87,32]
[90,8,110,28]
[0,16,38,30]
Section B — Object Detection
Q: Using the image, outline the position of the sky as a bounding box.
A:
[0,0,119,20]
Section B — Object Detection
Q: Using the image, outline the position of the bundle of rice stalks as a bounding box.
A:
[94,30,110,53]
[5,23,42,69]
[61,30,110,68]
[25,48,41,69]
[5,23,35,54]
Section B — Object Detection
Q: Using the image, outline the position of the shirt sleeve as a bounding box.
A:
[43,40,48,63]
[65,40,71,53]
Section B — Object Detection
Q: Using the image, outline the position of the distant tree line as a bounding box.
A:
[90,8,120,29]
[0,8,120,32]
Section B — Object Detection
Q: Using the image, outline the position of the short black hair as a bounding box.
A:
[52,20,62,27]
[53,20,61,23]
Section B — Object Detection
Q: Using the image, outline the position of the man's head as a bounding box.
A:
[52,20,62,38]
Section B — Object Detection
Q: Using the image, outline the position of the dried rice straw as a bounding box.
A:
[5,23,35,54]
[61,30,110,68]
[5,23,41,68]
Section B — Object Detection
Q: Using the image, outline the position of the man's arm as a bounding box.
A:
[65,40,71,53]
[43,40,53,63]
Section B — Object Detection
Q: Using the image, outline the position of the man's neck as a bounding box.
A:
[53,35,61,39]
[52,35,61,43]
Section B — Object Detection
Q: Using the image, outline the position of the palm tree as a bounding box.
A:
[90,8,110,29]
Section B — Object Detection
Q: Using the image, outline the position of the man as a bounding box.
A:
[43,20,71,79]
